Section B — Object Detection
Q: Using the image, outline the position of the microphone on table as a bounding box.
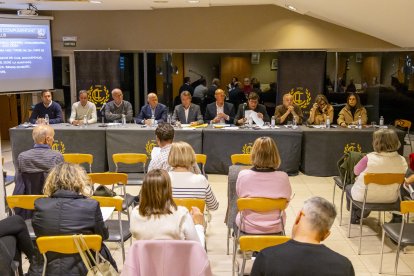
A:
[242,103,247,118]
[100,102,106,112]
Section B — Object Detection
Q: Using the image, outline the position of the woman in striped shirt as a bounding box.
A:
[168,141,219,211]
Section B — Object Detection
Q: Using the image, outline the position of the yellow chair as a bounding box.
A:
[113,153,148,185]
[36,234,102,276]
[230,154,252,165]
[7,195,47,239]
[233,197,288,275]
[394,119,412,152]
[63,153,94,173]
[239,236,290,276]
[195,154,207,176]
[91,196,131,262]
[380,201,414,275]
[347,173,405,255]
[174,198,206,213]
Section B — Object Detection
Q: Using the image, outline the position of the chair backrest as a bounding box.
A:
[36,235,102,255]
[363,173,405,186]
[195,154,207,165]
[113,153,147,166]
[122,240,212,276]
[91,196,124,212]
[63,154,93,165]
[400,200,414,214]
[231,154,252,165]
[6,195,47,210]
[174,198,206,213]
[394,119,412,131]
[237,197,288,212]
[88,173,128,186]
[239,235,290,252]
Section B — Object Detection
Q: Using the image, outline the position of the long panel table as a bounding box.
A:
[300,126,405,176]
[202,127,302,175]
[9,124,107,172]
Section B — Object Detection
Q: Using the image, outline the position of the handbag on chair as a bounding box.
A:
[73,235,119,276]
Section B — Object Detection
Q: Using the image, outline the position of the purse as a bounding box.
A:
[73,234,119,276]
[93,185,117,197]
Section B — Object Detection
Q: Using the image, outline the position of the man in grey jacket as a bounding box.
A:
[104,88,133,122]
[172,91,204,125]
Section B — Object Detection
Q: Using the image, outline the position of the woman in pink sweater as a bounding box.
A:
[235,136,292,234]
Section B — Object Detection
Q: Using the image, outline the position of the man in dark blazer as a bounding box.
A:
[172,91,204,125]
[204,88,235,124]
[234,92,270,125]
[136,92,168,125]
[179,76,194,96]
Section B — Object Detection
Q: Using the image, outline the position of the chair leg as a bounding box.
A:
[121,241,126,263]
[42,254,47,276]
[232,236,238,276]
[227,227,231,255]
[239,252,247,276]
[348,202,353,238]
[339,188,345,226]
[379,230,385,273]
[395,246,401,275]
[332,183,336,206]
[358,209,364,255]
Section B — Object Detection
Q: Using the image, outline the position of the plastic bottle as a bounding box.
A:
[167,114,172,124]
[83,115,88,127]
[122,114,126,126]
[357,115,362,129]
[326,118,330,129]
[271,116,275,128]
[44,114,49,125]
[292,117,297,128]
[151,114,155,127]
[379,116,384,126]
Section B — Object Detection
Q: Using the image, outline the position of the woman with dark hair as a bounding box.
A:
[307,94,334,125]
[337,93,368,127]
[130,169,205,246]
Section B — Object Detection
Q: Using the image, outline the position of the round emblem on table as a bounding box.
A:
[87,85,110,106]
[344,142,362,154]
[289,87,311,109]
[52,140,66,154]
[242,143,253,154]
[145,140,157,157]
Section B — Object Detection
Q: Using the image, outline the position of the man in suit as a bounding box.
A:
[205,78,220,105]
[234,92,269,125]
[172,91,204,125]
[179,76,194,96]
[204,89,235,124]
[136,92,168,125]
[29,90,63,124]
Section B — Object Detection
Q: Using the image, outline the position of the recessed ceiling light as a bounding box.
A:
[188,0,200,3]
[153,0,168,3]
[89,0,102,3]
[286,4,297,11]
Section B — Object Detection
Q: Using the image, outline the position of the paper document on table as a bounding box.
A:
[247,111,264,126]
[100,207,115,221]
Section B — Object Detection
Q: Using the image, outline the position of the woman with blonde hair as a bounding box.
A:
[348,129,407,223]
[307,94,334,125]
[235,137,292,234]
[130,169,205,246]
[168,141,219,211]
[30,162,117,275]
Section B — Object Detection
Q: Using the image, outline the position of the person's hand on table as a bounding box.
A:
[257,113,264,119]
[237,118,247,125]
[144,119,152,126]
[36,118,46,125]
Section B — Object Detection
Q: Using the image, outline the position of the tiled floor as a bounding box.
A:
[2,140,414,276]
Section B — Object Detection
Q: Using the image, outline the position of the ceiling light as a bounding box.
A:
[153,0,168,3]
[89,0,102,3]
[188,0,200,3]
[286,4,297,11]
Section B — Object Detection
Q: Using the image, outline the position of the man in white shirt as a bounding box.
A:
[69,90,97,125]
[204,88,235,124]
[172,91,203,125]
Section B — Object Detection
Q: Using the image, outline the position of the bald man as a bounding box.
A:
[136,93,168,125]
[104,88,133,123]
[274,93,303,125]
[13,125,64,200]
[204,89,235,124]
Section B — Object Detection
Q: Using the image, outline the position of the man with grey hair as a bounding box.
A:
[13,125,64,217]
[69,90,97,125]
[104,88,133,122]
[251,197,354,276]
[136,92,168,125]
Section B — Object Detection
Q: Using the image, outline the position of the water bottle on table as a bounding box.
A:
[83,115,88,127]
[357,115,362,129]
[271,116,275,128]
[122,114,126,126]
[151,114,155,127]
[379,116,384,127]
[292,117,297,129]
[44,114,49,125]
[326,118,330,129]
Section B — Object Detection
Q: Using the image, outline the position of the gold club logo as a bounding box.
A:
[289,87,311,109]
[145,140,157,157]
[344,142,362,154]
[242,143,253,154]
[87,85,110,106]
[52,140,66,154]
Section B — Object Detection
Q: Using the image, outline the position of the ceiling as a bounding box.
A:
[0,0,413,48]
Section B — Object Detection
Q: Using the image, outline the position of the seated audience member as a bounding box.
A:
[348,129,407,223]
[193,78,208,102]
[235,137,292,234]
[274,93,303,125]
[179,76,194,96]
[234,92,269,126]
[104,88,133,123]
[307,94,334,125]
[0,216,35,276]
[337,92,367,127]
[346,79,357,92]
[205,78,220,105]
[13,125,64,199]
[228,81,246,111]
[242,77,253,97]
[30,162,117,274]
[29,90,63,124]
[227,77,238,92]
[204,89,235,124]
[172,91,204,125]
[168,141,219,211]
[130,169,205,247]
[136,92,168,125]
[251,197,355,276]
[69,90,97,125]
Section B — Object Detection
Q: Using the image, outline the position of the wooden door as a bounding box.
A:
[0,95,18,140]
[221,56,252,94]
